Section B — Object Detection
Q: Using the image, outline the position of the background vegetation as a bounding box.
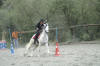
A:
[0,0,100,44]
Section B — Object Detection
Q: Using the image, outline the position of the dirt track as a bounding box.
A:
[0,43,100,66]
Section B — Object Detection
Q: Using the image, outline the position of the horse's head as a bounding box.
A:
[39,23,49,43]
[43,23,49,33]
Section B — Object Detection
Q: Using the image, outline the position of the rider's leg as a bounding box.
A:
[34,31,40,44]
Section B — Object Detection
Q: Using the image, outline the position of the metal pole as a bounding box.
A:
[8,28,14,55]
[56,27,58,42]
[8,28,12,41]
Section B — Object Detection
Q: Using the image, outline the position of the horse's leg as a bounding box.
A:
[24,39,34,56]
[32,44,38,51]
[45,42,50,53]
[30,44,38,56]
[35,42,41,57]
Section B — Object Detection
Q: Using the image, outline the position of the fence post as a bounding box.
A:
[56,27,58,42]
[8,28,12,41]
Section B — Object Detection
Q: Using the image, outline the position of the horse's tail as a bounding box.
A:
[25,38,34,50]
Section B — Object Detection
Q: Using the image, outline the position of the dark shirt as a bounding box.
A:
[36,22,44,30]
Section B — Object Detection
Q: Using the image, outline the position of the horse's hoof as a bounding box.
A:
[29,54,33,57]
[27,55,32,57]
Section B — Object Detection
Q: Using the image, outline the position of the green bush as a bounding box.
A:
[82,33,90,41]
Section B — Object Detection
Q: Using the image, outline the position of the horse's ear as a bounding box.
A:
[46,23,48,26]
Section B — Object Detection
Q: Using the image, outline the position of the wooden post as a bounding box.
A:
[2,31,6,41]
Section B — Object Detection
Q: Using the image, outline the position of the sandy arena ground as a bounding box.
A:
[0,42,100,66]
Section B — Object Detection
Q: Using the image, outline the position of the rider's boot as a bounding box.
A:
[36,39,39,44]
[34,38,39,44]
[34,38,36,44]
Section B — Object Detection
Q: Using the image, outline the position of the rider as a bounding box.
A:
[34,19,45,44]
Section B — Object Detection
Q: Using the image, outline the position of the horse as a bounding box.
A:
[24,23,49,56]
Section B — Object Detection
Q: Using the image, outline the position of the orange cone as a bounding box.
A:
[55,42,60,56]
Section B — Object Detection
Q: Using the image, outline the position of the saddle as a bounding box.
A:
[32,34,40,39]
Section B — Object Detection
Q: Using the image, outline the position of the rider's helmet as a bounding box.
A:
[40,19,44,24]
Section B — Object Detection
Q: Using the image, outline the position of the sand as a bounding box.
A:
[0,43,100,66]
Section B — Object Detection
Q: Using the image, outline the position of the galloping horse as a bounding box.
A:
[24,23,49,56]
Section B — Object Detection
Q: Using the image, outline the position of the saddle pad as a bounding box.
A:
[32,34,40,39]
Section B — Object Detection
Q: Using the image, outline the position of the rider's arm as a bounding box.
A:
[35,22,40,30]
